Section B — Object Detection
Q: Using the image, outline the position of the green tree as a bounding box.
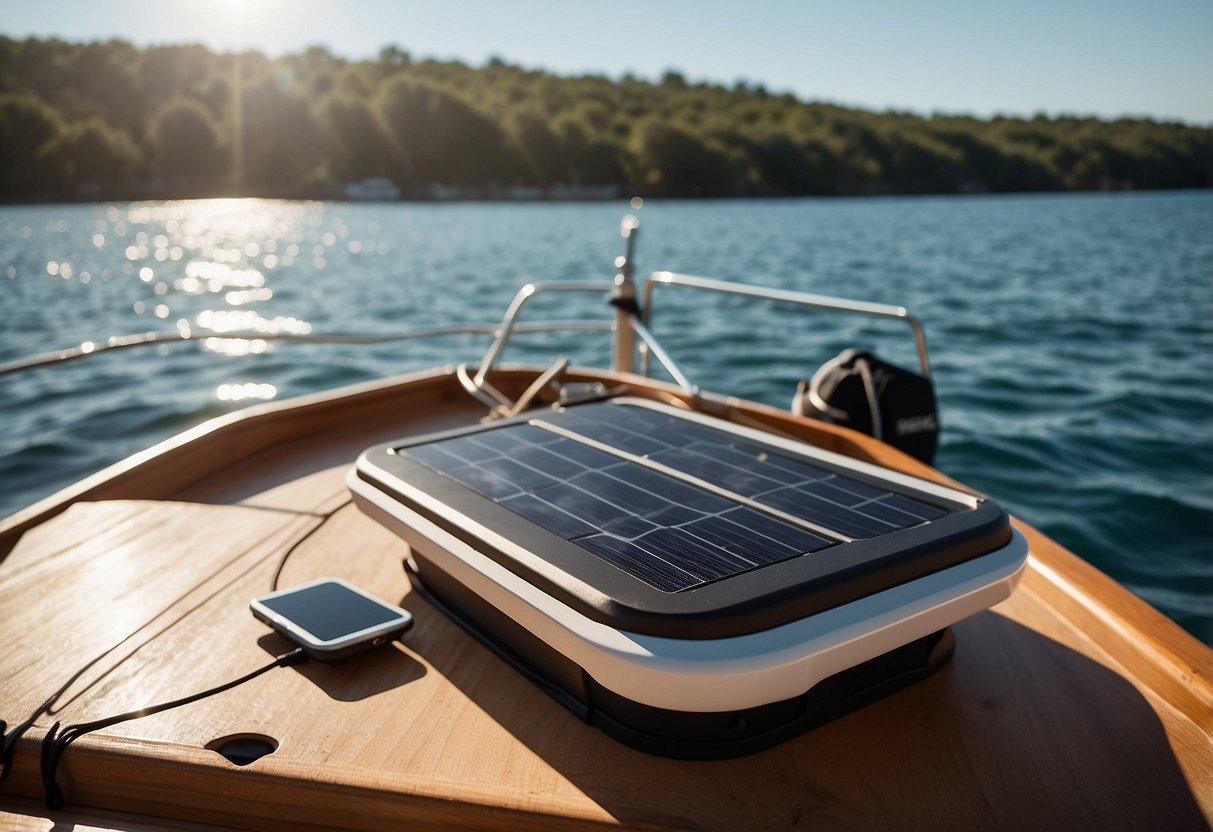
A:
[236,74,326,193]
[633,119,739,195]
[376,77,516,186]
[38,117,139,194]
[0,93,64,197]
[505,106,565,185]
[552,113,624,185]
[316,94,394,181]
[150,97,224,185]
[739,128,839,194]
[138,44,215,106]
[880,129,965,193]
[68,40,141,135]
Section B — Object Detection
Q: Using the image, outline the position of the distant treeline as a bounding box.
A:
[1,36,1210,202]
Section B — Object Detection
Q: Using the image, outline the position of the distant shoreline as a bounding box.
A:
[2,185,1210,209]
[3,36,1209,205]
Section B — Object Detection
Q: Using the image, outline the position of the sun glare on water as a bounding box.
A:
[78,198,379,403]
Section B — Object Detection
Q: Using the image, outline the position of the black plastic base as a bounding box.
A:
[590,629,953,759]
[405,554,954,760]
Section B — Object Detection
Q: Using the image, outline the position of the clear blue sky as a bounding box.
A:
[4,0,1211,124]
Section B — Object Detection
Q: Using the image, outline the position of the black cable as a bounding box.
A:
[39,647,308,810]
[269,498,352,592]
[2,639,143,787]
[2,705,49,786]
[1,718,27,787]
[2,499,350,787]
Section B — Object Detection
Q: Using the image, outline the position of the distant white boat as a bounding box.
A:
[344,177,401,201]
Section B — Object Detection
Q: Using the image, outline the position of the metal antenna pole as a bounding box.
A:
[611,215,640,374]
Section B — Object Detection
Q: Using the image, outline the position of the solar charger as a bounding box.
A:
[350,398,1026,758]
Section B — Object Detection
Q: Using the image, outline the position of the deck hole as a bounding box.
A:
[206,733,278,766]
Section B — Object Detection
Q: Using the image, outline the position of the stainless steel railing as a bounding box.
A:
[0,321,614,379]
[639,270,932,380]
[456,276,698,407]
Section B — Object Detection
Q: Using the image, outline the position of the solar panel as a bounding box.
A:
[398,401,952,592]
[352,396,1023,760]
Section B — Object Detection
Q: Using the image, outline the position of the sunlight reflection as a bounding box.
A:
[205,338,268,357]
[180,260,266,293]
[195,309,311,334]
[216,383,277,402]
[224,288,273,305]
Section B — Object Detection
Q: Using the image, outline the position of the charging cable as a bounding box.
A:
[7,498,348,805]
[40,648,308,809]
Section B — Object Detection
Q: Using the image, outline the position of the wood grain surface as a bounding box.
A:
[0,367,1209,831]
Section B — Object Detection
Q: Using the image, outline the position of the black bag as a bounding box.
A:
[793,349,938,464]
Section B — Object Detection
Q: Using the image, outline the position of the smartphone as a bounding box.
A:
[250,577,413,662]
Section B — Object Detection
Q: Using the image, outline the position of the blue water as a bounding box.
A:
[2,193,1211,642]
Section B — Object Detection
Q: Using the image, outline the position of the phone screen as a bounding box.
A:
[258,581,403,641]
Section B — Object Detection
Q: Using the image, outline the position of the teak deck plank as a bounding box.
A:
[1,368,1210,830]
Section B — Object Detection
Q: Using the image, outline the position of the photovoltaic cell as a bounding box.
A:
[636,528,752,581]
[399,403,953,592]
[683,514,816,564]
[718,506,835,554]
[757,487,896,539]
[578,534,699,591]
[501,493,598,539]
[445,465,521,500]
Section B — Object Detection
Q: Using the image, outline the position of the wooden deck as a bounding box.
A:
[1,368,1210,830]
